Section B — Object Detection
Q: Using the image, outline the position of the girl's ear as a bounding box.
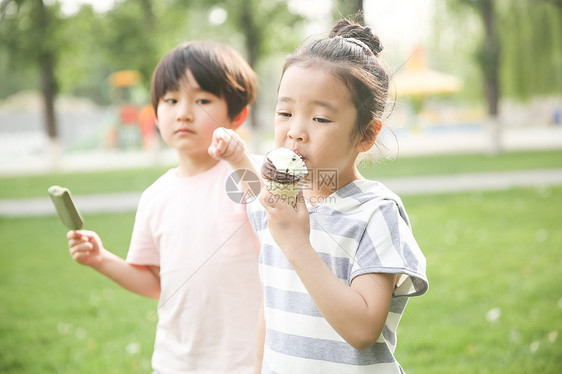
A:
[227,106,249,131]
[356,120,381,152]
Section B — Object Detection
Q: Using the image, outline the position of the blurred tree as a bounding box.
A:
[59,0,191,104]
[0,0,163,163]
[0,38,37,98]
[225,0,304,133]
[0,0,68,166]
[499,0,562,99]
[56,5,111,104]
[446,0,501,153]
[439,0,562,153]
[168,0,304,68]
[332,0,364,23]
[96,0,159,92]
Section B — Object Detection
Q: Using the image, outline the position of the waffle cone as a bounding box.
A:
[264,179,303,206]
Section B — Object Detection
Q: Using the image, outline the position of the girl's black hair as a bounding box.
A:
[283,19,389,144]
[150,41,257,119]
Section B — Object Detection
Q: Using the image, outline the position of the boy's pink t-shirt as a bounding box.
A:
[126,160,261,374]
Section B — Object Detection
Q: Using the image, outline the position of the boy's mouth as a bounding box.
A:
[175,128,195,135]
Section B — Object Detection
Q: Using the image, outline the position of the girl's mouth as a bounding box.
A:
[292,149,306,162]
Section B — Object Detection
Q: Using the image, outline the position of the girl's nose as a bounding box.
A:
[287,120,308,142]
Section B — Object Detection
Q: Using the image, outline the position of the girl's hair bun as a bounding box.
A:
[329,19,383,56]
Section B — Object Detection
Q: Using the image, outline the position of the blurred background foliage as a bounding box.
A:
[433,0,562,108]
[0,0,561,143]
[0,0,306,104]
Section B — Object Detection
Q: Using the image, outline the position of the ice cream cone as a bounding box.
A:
[261,148,307,207]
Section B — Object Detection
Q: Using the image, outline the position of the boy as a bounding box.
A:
[67,41,261,373]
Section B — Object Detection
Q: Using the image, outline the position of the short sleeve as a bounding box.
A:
[350,199,428,297]
[126,190,160,265]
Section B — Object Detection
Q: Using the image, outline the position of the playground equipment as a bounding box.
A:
[107,70,156,149]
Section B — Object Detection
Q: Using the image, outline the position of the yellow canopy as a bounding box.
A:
[391,47,462,97]
[108,70,141,87]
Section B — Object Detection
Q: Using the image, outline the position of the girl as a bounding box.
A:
[212,19,428,374]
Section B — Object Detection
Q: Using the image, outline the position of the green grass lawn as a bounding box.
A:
[359,149,562,179]
[1,149,561,199]
[397,186,562,373]
[0,213,157,373]
[1,186,560,373]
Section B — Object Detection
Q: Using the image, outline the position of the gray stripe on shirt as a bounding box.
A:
[382,325,396,346]
[380,201,420,270]
[379,201,402,256]
[402,242,419,272]
[389,295,408,314]
[260,244,352,281]
[266,329,395,365]
[310,211,367,243]
[264,286,322,317]
[335,182,364,199]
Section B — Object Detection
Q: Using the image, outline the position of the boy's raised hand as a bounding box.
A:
[67,230,105,267]
[208,127,245,163]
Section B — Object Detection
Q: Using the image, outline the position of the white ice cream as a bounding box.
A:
[266,148,308,177]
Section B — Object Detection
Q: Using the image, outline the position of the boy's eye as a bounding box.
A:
[163,98,177,104]
[313,117,331,123]
[196,99,211,105]
[277,111,292,118]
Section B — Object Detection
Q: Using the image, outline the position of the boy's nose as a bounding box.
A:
[176,101,194,122]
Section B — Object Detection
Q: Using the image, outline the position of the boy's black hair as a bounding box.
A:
[151,41,257,119]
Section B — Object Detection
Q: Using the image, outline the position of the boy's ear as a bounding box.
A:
[228,106,249,131]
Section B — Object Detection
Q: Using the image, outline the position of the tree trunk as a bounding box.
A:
[38,0,61,168]
[239,0,263,153]
[240,0,258,70]
[140,0,153,31]
[478,0,502,154]
[40,53,57,140]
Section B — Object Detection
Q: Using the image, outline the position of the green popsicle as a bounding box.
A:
[48,185,84,230]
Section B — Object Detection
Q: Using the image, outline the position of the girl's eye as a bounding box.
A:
[196,99,211,105]
[277,111,292,118]
[313,117,331,123]
[164,98,177,104]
